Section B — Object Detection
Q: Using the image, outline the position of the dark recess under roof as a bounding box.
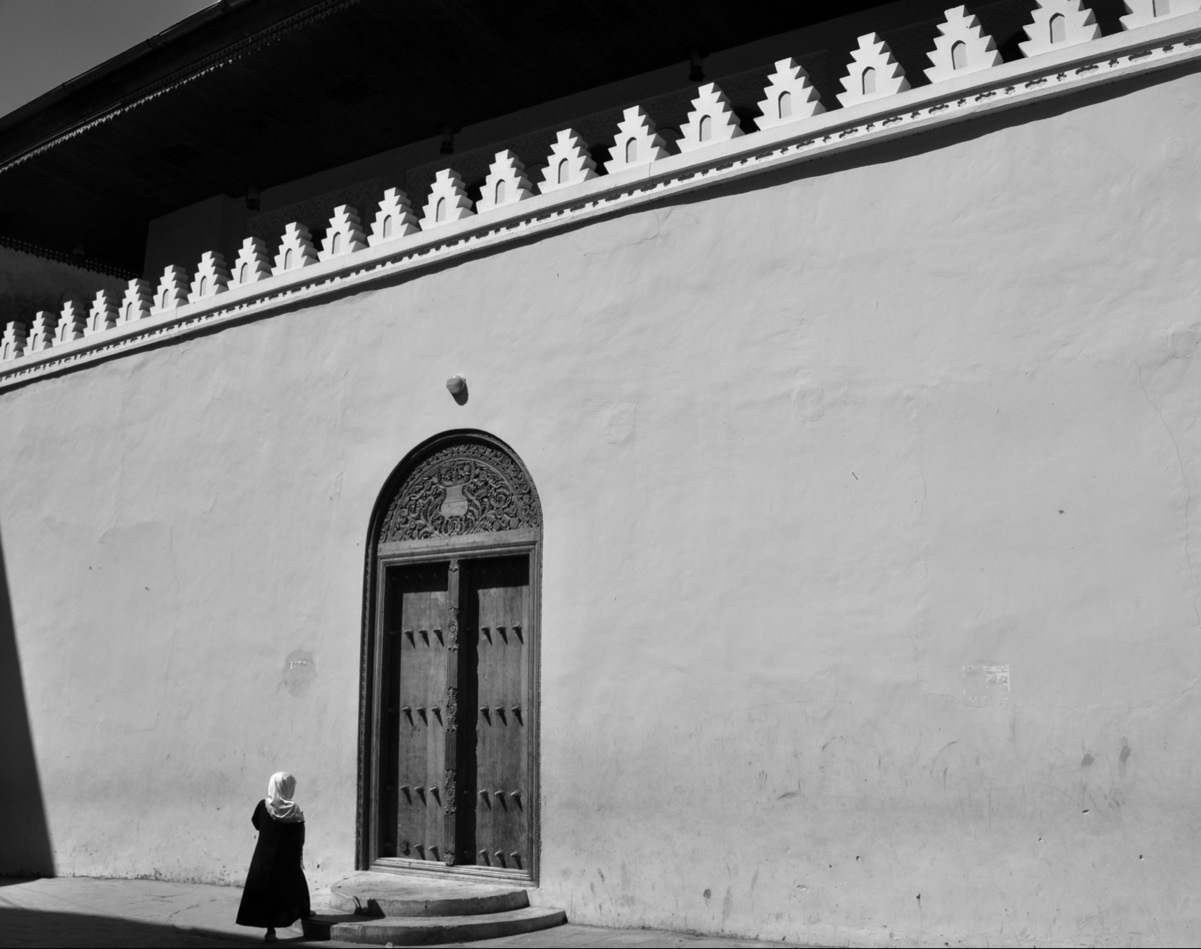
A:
[0,0,1129,274]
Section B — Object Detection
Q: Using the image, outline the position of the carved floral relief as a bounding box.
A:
[379,442,539,543]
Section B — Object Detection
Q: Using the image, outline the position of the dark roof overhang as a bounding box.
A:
[0,0,1128,274]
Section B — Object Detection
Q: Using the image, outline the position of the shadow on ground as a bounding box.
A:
[0,907,275,948]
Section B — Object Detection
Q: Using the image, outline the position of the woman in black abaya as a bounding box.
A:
[236,771,311,942]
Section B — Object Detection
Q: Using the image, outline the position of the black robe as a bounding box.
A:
[235,799,311,928]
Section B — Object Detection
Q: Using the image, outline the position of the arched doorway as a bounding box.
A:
[357,431,542,881]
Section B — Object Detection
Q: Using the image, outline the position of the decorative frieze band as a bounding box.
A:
[3,5,1201,389]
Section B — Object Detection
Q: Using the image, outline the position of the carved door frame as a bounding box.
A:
[356,430,542,883]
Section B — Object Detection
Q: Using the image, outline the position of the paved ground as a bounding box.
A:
[0,877,807,948]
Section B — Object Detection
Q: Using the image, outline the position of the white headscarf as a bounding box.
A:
[265,771,304,822]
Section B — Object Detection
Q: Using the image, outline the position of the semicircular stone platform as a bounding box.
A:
[304,872,566,945]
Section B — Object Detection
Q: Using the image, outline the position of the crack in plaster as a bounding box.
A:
[582,206,667,256]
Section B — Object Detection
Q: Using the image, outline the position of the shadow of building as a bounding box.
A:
[0,525,54,877]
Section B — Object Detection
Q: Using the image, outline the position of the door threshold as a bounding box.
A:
[371,859,534,886]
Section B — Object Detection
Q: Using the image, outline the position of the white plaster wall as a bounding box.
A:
[3,68,1201,947]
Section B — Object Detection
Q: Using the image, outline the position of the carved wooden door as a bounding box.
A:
[463,556,530,872]
[379,554,532,872]
[366,433,541,878]
[382,562,452,863]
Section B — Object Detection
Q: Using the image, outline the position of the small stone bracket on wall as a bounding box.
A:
[368,188,420,244]
[421,169,475,229]
[230,237,273,287]
[273,223,318,275]
[1020,0,1101,59]
[320,205,368,260]
[677,83,744,152]
[837,33,911,107]
[606,106,670,173]
[477,150,534,213]
[924,5,1003,83]
[754,59,825,131]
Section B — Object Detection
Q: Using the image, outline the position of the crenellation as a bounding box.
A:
[54,300,86,344]
[120,279,154,323]
[606,107,670,173]
[28,311,58,353]
[87,290,120,335]
[421,170,475,228]
[368,188,420,245]
[925,6,1003,83]
[477,151,534,212]
[537,129,598,193]
[273,223,318,275]
[6,11,1200,385]
[754,59,825,131]
[189,251,231,302]
[677,84,744,152]
[230,237,273,287]
[1,321,27,361]
[1121,0,1201,29]
[319,205,368,260]
[837,33,911,107]
[1020,1,1101,58]
[152,265,190,314]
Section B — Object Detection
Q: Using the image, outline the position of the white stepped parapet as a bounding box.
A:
[273,223,318,275]
[838,33,911,107]
[54,300,86,344]
[319,205,368,260]
[87,289,120,336]
[925,6,1003,82]
[1122,0,1201,29]
[120,279,153,323]
[606,106,670,173]
[421,169,475,229]
[189,251,230,302]
[368,188,420,245]
[754,59,825,130]
[1020,1,1101,57]
[230,237,273,287]
[677,84,744,153]
[538,129,599,193]
[28,311,58,353]
[152,265,190,314]
[1,321,27,361]
[477,150,534,212]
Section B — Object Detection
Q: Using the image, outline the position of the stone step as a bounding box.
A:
[304,905,567,945]
[328,871,530,917]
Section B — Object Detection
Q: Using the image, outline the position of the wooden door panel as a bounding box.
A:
[391,563,449,863]
[467,556,530,871]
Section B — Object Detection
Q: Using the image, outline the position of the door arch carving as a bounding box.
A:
[358,431,542,881]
